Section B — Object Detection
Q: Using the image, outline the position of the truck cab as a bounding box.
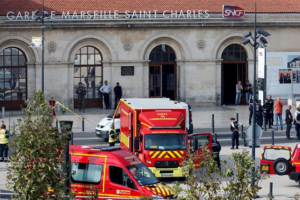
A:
[70,145,174,199]
[260,144,300,186]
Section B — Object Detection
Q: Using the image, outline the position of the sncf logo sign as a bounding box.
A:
[222,5,245,18]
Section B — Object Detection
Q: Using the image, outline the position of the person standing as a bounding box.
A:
[100,80,111,109]
[244,80,253,105]
[235,81,243,105]
[285,105,293,140]
[263,99,272,129]
[268,95,274,125]
[212,136,221,169]
[114,82,122,109]
[249,95,258,125]
[76,82,86,112]
[108,128,117,146]
[230,117,239,150]
[0,124,9,162]
[295,107,300,140]
[274,97,283,130]
[256,100,263,128]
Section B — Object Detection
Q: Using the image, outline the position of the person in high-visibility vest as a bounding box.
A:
[0,124,9,162]
[109,128,117,146]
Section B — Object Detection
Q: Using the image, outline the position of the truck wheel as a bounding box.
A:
[273,158,290,176]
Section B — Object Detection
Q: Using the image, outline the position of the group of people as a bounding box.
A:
[76,81,123,112]
[235,80,253,105]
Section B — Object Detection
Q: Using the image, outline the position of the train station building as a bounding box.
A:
[0,0,300,109]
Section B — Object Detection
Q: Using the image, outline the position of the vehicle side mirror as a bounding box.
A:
[140,135,143,142]
[134,137,139,151]
[193,138,198,151]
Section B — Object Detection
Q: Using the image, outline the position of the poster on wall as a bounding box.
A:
[267,52,300,99]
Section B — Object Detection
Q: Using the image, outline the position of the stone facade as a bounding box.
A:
[1,13,300,108]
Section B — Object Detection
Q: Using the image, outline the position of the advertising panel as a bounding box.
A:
[267,52,300,99]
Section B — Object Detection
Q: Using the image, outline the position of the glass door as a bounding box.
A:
[149,65,162,97]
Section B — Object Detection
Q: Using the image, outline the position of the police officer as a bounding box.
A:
[230,117,239,150]
[76,82,86,112]
[256,100,263,128]
[0,124,9,162]
[249,95,258,125]
[268,95,274,125]
[109,128,117,146]
[285,105,293,140]
[263,99,272,129]
[212,136,221,169]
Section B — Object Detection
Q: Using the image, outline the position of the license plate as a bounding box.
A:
[161,173,173,177]
[262,165,269,171]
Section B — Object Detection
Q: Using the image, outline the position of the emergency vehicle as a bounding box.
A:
[70,145,174,199]
[260,144,300,186]
[113,98,211,178]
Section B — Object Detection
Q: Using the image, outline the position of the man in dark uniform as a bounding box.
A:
[263,99,272,129]
[76,82,86,112]
[114,82,122,109]
[230,117,239,150]
[249,95,258,125]
[268,95,274,125]
[256,100,263,128]
[285,105,293,140]
[212,136,221,169]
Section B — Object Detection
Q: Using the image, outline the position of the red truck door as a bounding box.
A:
[106,165,143,199]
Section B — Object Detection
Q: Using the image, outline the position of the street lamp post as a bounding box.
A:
[34,0,48,93]
[241,1,270,188]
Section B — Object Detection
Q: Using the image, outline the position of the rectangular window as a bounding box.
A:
[71,163,103,184]
[263,149,291,161]
[109,166,137,190]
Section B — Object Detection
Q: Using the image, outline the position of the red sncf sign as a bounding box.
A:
[222,5,245,18]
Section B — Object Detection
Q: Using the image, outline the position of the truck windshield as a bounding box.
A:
[144,134,186,150]
[127,163,159,186]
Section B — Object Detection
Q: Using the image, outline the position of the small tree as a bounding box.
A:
[173,146,264,200]
[6,91,70,199]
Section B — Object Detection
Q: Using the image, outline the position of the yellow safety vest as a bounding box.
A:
[109,129,117,143]
[0,129,8,144]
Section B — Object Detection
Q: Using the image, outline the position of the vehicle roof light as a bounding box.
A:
[149,126,181,129]
[92,146,121,151]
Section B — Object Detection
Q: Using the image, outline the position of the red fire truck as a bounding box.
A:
[69,145,174,199]
[114,98,211,178]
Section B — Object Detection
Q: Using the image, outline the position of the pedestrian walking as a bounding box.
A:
[263,99,272,129]
[256,100,263,128]
[100,80,111,109]
[235,81,243,105]
[0,124,9,162]
[285,105,293,140]
[244,80,253,105]
[230,117,239,149]
[295,107,300,140]
[212,136,221,169]
[76,82,86,112]
[268,95,274,125]
[274,97,283,130]
[114,82,122,109]
[109,128,117,146]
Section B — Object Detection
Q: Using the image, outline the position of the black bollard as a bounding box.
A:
[212,114,215,134]
[272,130,275,145]
[236,113,239,123]
[82,117,85,132]
[243,131,247,147]
[241,125,244,139]
[269,182,273,198]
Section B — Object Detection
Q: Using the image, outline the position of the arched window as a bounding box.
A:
[221,44,247,62]
[0,47,27,109]
[74,46,103,107]
[149,44,176,63]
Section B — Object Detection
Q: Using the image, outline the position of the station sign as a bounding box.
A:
[222,5,245,18]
